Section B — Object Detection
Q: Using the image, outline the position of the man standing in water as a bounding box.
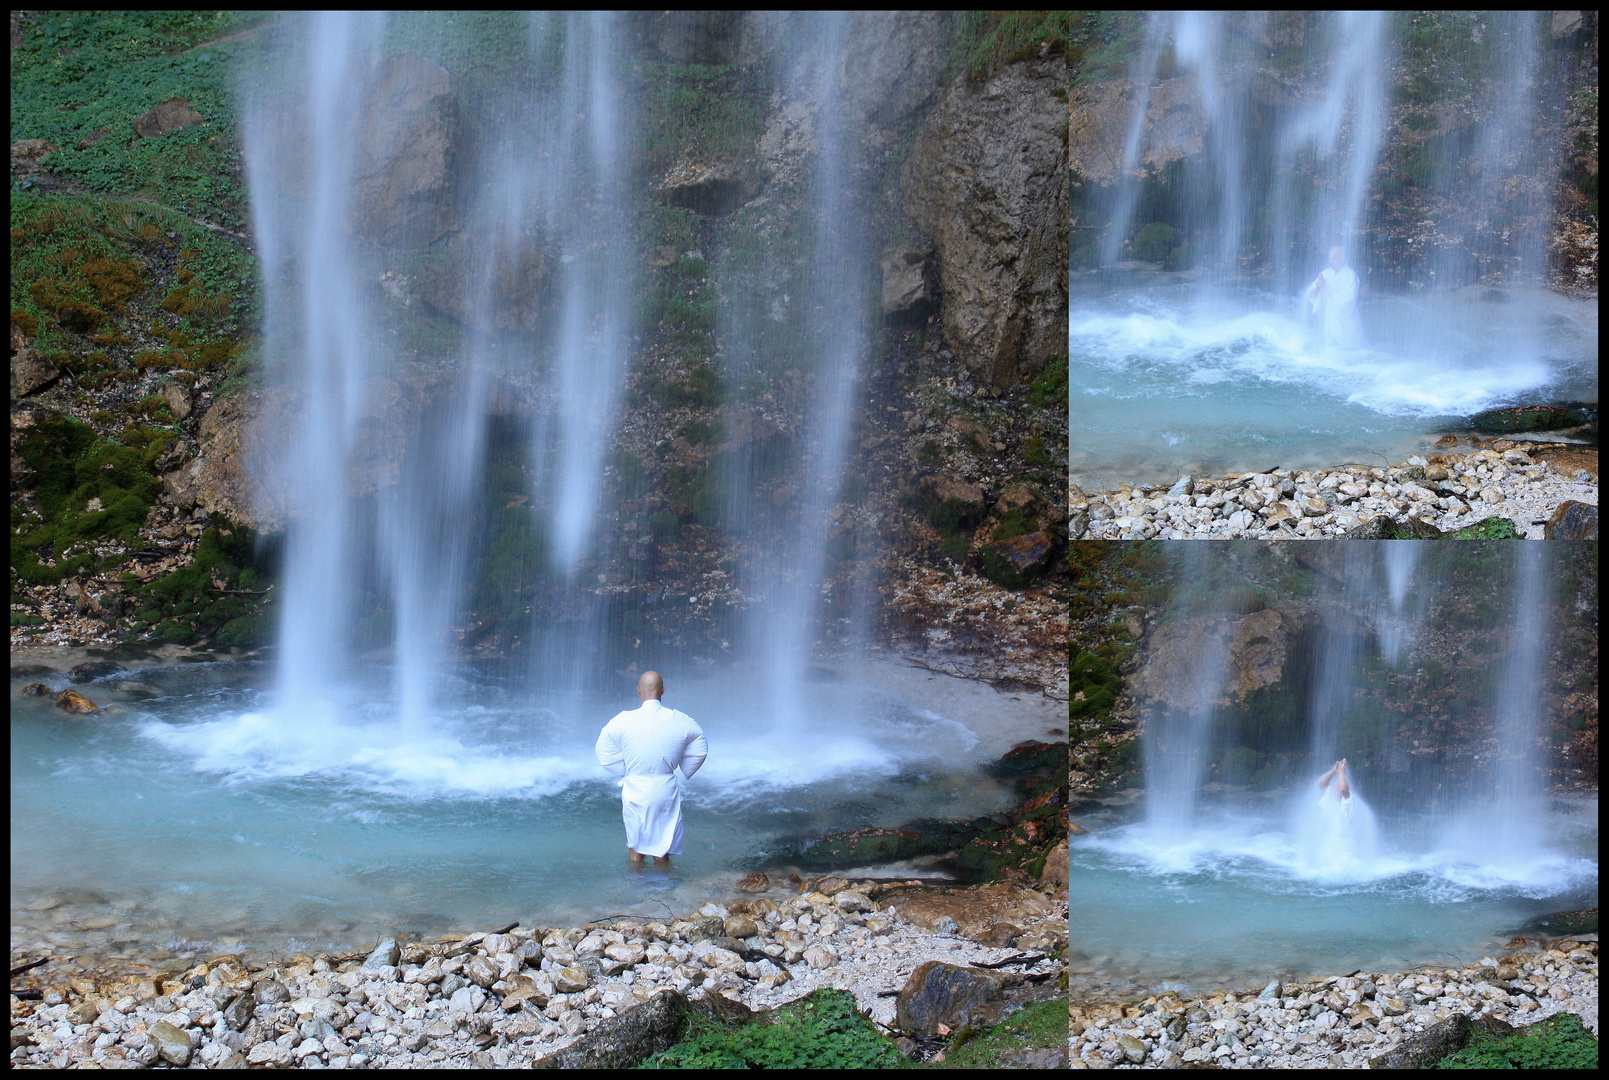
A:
[1306,245,1367,348]
[595,671,708,868]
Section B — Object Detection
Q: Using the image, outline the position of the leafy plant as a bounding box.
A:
[1436,1012,1598,1070]
[639,989,903,1069]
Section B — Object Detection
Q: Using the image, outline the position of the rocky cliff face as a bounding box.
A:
[902,58,1070,388]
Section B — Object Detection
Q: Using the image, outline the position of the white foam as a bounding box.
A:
[1080,794,1596,899]
[1068,302,1558,418]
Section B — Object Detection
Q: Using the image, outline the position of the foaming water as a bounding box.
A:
[1069,279,1597,487]
[1071,792,1597,993]
[11,658,1051,957]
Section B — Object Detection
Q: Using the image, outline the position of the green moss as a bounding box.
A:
[949,10,1071,81]
[992,511,1033,543]
[681,418,725,445]
[639,989,902,1069]
[1131,221,1180,262]
[636,61,767,181]
[928,496,983,537]
[11,413,162,584]
[936,998,1069,1069]
[1219,746,1260,786]
[648,511,681,542]
[216,614,271,645]
[1022,436,1055,467]
[1026,356,1068,411]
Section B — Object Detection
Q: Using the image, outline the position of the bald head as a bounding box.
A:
[1329,246,1346,270]
[637,671,664,701]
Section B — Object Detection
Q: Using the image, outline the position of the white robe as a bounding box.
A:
[1308,265,1366,348]
[595,699,708,857]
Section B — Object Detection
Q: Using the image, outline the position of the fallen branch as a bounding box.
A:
[10,957,51,977]
[973,953,1049,969]
[207,588,269,595]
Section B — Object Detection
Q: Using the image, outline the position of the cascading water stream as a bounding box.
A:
[1487,542,1551,859]
[1141,545,1234,837]
[724,12,870,733]
[243,11,388,717]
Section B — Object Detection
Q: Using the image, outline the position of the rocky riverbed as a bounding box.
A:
[1068,937,1598,1069]
[9,877,1066,1069]
[1071,443,1598,540]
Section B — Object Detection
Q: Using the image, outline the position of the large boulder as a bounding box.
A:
[894,961,1006,1036]
[880,243,933,317]
[842,11,949,133]
[1068,77,1208,187]
[12,348,59,396]
[350,53,458,250]
[1366,1012,1520,1068]
[1468,404,1588,434]
[164,391,259,523]
[531,989,753,1069]
[1544,501,1597,540]
[418,228,548,333]
[133,98,204,139]
[1131,607,1317,714]
[902,58,1069,387]
[982,530,1056,588]
[879,883,1056,942]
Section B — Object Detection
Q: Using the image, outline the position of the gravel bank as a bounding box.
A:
[1068,938,1598,1069]
[10,884,1066,1069]
[1072,443,1597,540]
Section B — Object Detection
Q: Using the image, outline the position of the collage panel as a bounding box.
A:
[1066,539,1599,1067]
[11,10,1075,1069]
[1066,11,1597,541]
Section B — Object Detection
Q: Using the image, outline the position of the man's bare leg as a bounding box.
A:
[629,848,646,868]
[653,855,671,869]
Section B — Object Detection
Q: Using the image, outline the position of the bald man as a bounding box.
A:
[1306,245,1367,349]
[595,671,709,867]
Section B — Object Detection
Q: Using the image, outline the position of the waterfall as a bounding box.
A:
[1141,545,1234,835]
[1100,11,1390,288]
[1489,542,1552,857]
[719,12,870,731]
[243,12,635,724]
[243,11,389,717]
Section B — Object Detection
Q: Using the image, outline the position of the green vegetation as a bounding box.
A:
[11,192,256,369]
[639,989,903,1069]
[637,62,767,179]
[1131,221,1179,262]
[949,11,1071,81]
[927,496,982,562]
[123,526,271,644]
[9,11,268,229]
[1068,11,1147,86]
[11,414,161,585]
[1395,11,1534,106]
[1445,516,1522,540]
[1026,357,1068,412]
[932,998,1068,1069]
[1435,1012,1597,1070]
[1069,646,1124,724]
